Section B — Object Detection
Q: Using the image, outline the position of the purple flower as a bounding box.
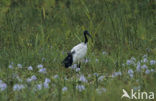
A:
[84,58,89,63]
[26,75,37,83]
[76,85,85,92]
[62,86,68,92]
[31,75,37,80]
[36,84,42,90]
[145,69,150,74]
[26,78,32,83]
[75,68,80,72]
[70,64,77,69]
[141,64,148,69]
[28,66,33,71]
[39,68,46,74]
[44,78,51,83]
[13,84,25,91]
[8,64,13,69]
[43,82,49,88]
[43,78,51,89]
[128,69,134,74]
[112,71,122,78]
[126,59,135,65]
[136,62,141,72]
[93,73,99,76]
[128,69,134,78]
[79,75,88,83]
[150,60,156,65]
[0,81,7,91]
[37,64,43,69]
[141,58,148,63]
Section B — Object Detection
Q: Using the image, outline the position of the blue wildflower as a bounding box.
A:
[8,64,13,69]
[36,84,42,90]
[31,75,37,80]
[141,64,148,69]
[39,68,46,74]
[0,80,7,91]
[79,75,88,83]
[28,66,33,71]
[62,86,68,92]
[84,58,89,63]
[150,60,156,65]
[70,64,77,69]
[128,69,134,78]
[43,82,49,88]
[44,78,51,83]
[26,75,37,83]
[76,85,85,92]
[75,68,80,72]
[13,84,25,91]
[145,69,150,74]
[141,58,148,63]
[126,59,135,65]
[37,64,43,69]
[93,73,99,76]
[112,71,122,78]
[136,62,141,72]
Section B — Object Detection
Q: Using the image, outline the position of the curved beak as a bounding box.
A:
[87,33,93,40]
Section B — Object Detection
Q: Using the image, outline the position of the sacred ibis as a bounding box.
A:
[63,30,92,68]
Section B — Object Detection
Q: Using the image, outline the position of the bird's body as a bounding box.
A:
[71,42,87,64]
[63,30,92,68]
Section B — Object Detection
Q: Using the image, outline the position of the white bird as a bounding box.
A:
[63,30,92,68]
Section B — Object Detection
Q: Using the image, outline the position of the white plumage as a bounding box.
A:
[63,30,92,68]
[71,42,87,63]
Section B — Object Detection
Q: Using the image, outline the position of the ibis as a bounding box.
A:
[63,30,92,68]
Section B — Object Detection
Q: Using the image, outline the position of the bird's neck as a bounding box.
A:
[84,34,88,44]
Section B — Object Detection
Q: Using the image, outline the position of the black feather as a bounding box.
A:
[62,53,73,68]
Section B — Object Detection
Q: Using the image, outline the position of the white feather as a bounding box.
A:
[71,42,87,63]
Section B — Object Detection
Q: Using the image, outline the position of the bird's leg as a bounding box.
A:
[78,63,81,68]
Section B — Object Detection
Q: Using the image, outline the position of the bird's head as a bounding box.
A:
[84,30,92,39]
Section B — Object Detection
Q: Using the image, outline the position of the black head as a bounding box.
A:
[84,30,89,34]
[83,30,92,43]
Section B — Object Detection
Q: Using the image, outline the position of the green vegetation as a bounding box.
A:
[0,0,155,101]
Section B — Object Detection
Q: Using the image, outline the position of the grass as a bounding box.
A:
[0,0,156,101]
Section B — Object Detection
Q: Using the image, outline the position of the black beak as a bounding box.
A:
[87,33,93,40]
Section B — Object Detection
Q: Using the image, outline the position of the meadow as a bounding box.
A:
[0,0,156,101]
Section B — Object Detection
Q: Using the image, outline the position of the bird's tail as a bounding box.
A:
[62,53,73,68]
